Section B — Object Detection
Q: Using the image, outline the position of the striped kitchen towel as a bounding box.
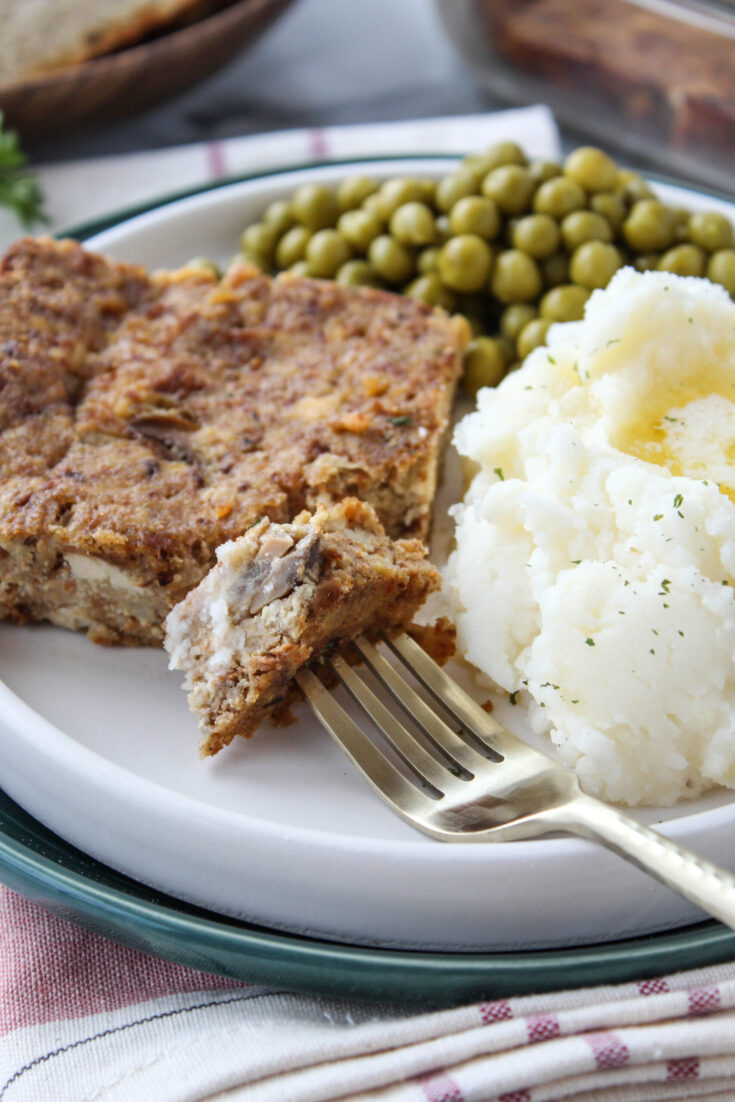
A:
[2,885,734,1101]
[0,105,559,249]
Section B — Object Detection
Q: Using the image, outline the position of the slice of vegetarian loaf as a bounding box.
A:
[0,237,465,645]
[164,498,440,755]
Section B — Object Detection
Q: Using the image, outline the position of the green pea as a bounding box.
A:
[533,176,587,218]
[500,303,537,341]
[449,195,501,239]
[511,213,561,258]
[657,244,706,277]
[517,317,552,359]
[240,222,278,259]
[482,140,527,169]
[305,229,352,277]
[405,274,457,311]
[288,260,314,277]
[543,251,570,287]
[417,246,441,274]
[275,225,312,268]
[561,210,613,250]
[564,146,618,193]
[539,284,590,322]
[434,215,453,243]
[237,249,268,272]
[688,211,734,253]
[461,152,501,186]
[336,259,380,286]
[591,192,627,230]
[420,179,437,206]
[463,337,507,394]
[707,250,735,295]
[435,171,477,213]
[482,165,535,214]
[623,200,677,252]
[361,192,385,218]
[377,177,427,219]
[438,235,493,292]
[390,202,436,245]
[504,217,520,247]
[185,257,221,277]
[496,334,517,364]
[368,235,414,282]
[337,209,383,252]
[490,249,543,303]
[632,253,660,272]
[291,183,338,229]
[529,160,562,185]
[616,171,655,203]
[337,175,379,211]
[569,241,623,288]
[262,199,295,235]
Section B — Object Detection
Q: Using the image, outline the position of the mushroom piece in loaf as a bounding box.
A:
[164,499,440,755]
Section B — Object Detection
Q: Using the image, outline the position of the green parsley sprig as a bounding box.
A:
[0,112,46,227]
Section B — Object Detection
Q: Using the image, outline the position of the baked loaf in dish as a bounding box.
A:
[0,238,464,645]
[0,0,214,85]
[164,498,440,754]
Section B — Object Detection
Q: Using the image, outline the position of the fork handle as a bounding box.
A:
[557,793,735,932]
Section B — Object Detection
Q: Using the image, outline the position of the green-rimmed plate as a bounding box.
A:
[1,158,734,1007]
[2,783,735,1007]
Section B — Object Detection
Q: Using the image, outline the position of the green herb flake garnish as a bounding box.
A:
[585,637,595,646]
[494,467,505,480]
[673,494,683,508]
[388,415,412,426]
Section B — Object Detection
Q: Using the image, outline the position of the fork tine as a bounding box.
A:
[330,653,458,790]
[352,637,490,773]
[296,668,439,815]
[387,633,527,759]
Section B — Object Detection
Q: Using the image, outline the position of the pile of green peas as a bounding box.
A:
[207,142,735,395]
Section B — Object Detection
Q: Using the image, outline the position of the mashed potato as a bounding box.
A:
[446,269,735,807]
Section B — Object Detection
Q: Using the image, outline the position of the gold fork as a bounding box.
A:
[296,632,735,932]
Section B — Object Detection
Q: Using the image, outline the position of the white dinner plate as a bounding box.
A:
[1,158,734,951]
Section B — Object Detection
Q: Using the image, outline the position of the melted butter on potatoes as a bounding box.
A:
[447,269,735,807]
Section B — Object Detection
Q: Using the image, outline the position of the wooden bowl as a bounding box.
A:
[0,0,295,139]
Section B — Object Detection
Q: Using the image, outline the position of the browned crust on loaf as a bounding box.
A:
[165,498,441,754]
[407,616,456,666]
[0,237,464,645]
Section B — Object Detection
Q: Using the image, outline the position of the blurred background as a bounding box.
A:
[2,0,732,190]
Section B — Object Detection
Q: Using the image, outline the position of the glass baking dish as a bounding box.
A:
[436,0,735,191]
